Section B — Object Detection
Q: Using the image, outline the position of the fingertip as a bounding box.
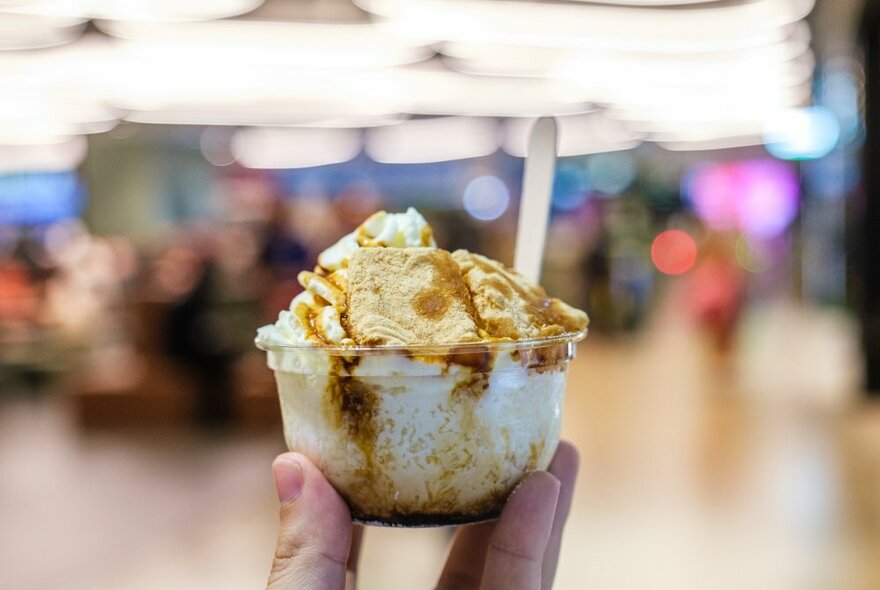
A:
[272,451,301,469]
[533,470,562,501]
[510,470,561,501]
[529,469,562,491]
[555,440,580,464]
[272,452,350,523]
[479,471,560,589]
[541,441,580,590]
[272,452,314,477]
[272,454,305,505]
[548,441,580,483]
[502,470,560,531]
[269,452,353,587]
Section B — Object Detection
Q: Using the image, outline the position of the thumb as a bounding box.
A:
[266,453,353,590]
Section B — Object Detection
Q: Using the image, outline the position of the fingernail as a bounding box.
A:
[274,456,304,504]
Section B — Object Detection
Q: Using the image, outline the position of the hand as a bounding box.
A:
[266,441,579,590]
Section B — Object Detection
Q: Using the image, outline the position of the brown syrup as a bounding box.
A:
[349,477,510,526]
[527,439,545,471]
[426,253,477,318]
[467,255,586,336]
[312,246,575,522]
[352,506,502,527]
[292,303,326,345]
[325,356,380,488]
[412,288,450,320]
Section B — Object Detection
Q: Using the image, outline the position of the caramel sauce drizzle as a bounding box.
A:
[467,255,586,338]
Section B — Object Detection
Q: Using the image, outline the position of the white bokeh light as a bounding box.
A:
[764,106,840,160]
[462,175,510,221]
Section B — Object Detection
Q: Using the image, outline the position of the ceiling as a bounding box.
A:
[0,0,848,163]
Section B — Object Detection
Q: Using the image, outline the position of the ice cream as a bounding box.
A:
[257,208,588,525]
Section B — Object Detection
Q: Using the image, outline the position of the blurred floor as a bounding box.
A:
[1,302,879,590]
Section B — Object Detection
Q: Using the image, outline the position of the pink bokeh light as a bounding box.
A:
[684,159,800,238]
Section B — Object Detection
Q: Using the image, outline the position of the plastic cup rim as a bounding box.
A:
[255,328,588,357]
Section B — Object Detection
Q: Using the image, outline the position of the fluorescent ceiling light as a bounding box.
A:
[359,0,814,53]
[502,113,643,157]
[124,109,403,128]
[231,127,362,169]
[567,0,726,4]
[0,13,87,49]
[446,42,809,79]
[126,109,408,128]
[0,89,118,141]
[558,50,814,92]
[108,49,591,120]
[0,35,121,133]
[107,60,406,114]
[657,136,765,152]
[442,22,812,78]
[90,23,433,122]
[98,20,435,68]
[0,136,87,172]
[365,117,498,163]
[606,82,812,127]
[609,82,812,108]
[648,121,770,142]
[394,68,593,117]
[618,104,810,142]
[0,0,263,21]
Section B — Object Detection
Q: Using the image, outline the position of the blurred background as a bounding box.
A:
[2,0,880,588]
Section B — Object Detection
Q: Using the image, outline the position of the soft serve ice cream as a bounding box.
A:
[257,208,588,525]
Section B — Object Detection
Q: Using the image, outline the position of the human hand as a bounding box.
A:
[266,441,579,590]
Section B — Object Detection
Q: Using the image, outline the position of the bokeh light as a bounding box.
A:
[735,234,775,273]
[200,127,235,167]
[651,229,697,275]
[764,106,841,160]
[684,159,799,238]
[819,60,862,146]
[586,152,636,196]
[462,175,510,221]
[737,161,800,237]
[552,162,590,211]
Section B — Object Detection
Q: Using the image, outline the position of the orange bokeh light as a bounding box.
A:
[651,230,698,275]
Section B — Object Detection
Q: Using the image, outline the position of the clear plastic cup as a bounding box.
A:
[256,330,586,526]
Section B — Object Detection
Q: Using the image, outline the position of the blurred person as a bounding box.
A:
[260,200,309,321]
[581,228,614,333]
[261,200,308,276]
[333,180,385,231]
[682,232,746,357]
[609,239,654,333]
[163,232,236,428]
[599,197,654,334]
[287,188,345,260]
[543,226,588,313]
[264,442,579,590]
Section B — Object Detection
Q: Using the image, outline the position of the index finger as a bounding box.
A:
[479,471,560,590]
[542,441,580,590]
